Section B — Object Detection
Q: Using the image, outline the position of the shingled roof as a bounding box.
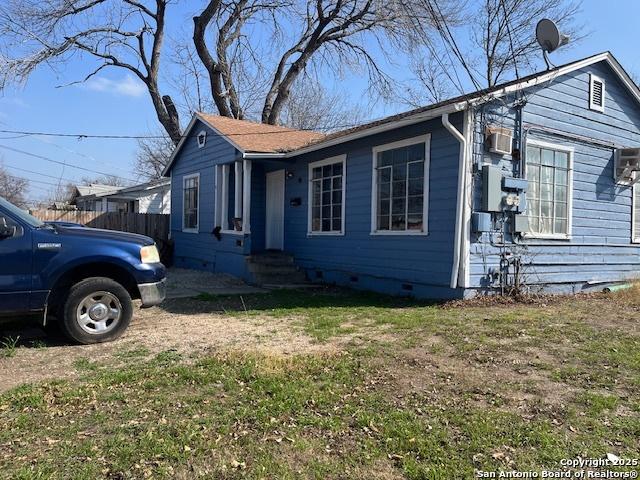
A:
[164,52,640,176]
[197,113,325,153]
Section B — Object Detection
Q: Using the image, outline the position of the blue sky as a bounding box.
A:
[0,0,638,202]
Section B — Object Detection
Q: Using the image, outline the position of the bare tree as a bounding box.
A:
[167,40,216,116]
[45,182,76,207]
[1,0,453,139]
[79,175,128,187]
[258,0,427,124]
[0,0,182,143]
[471,0,582,87]
[403,55,455,107]
[281,79,368,132]
[0,161,29,206]
[134,132,174,180]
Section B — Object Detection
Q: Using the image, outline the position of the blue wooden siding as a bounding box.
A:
[169,120,253,279]
[280,114,463,298]
[469,60,640,293]
[168,116,464,298]
[167,57,640,298]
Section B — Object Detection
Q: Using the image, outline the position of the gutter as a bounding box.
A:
[442,109,471,289]
[243,102,466,161]
[242,152,287,159]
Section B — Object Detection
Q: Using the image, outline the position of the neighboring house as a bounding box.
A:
[163,51,640,298]
[71,179,171,214]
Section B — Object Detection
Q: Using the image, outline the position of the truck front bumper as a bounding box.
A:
[138,278,166,307]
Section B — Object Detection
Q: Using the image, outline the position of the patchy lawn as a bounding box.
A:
[1,287,639,479]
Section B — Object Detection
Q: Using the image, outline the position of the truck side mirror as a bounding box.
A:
[0,217,16,239]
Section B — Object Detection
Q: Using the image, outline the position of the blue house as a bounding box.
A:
[163,52,640,298]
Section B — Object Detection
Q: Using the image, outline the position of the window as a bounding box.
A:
[371,135,430,234]
[215,161,251,234]
[183,173,199,232]
[589,74,605,112]
[633,183,640,243]
[197,130,207,148]
[525,141,573,238]
[308,155,346,235]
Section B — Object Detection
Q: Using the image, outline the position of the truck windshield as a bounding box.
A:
[0,196,45,228]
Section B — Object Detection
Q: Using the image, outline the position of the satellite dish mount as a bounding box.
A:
[536,19,570,69]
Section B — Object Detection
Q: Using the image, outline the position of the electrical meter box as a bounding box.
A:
[472,212,492,232]
[482,164,503,212]
[513,214,529,233]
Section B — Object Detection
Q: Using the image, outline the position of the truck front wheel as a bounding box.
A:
[61,277,133,344]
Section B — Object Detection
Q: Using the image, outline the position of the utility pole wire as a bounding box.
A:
[0,144,138,184]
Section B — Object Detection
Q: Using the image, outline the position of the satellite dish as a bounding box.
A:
[536,19,570,53]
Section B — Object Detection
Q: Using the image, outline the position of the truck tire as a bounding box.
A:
[60,277,133,344]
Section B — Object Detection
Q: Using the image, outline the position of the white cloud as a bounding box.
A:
[83,74,146,98]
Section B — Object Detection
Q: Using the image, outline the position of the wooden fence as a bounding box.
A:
[29,210,170,243]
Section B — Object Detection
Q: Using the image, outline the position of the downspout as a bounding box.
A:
[442,111,469,289]
[460,108,473,289]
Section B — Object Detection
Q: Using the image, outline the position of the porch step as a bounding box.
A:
[252,271,308,286]
[247,253,295,266]
[246,252,307,286]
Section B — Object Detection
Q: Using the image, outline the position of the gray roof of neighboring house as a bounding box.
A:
[75,184,125,197]
[73,179,170,202]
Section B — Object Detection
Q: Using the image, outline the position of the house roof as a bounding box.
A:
[163,51,640,175]
[75,184,124,197]
[73,179,170,202]
[197,113,325,153]
[289,51,640,156]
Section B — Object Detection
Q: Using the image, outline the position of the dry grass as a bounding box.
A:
[0,286,639,479]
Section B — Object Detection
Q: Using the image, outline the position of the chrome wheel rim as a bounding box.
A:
[76,291,122,335]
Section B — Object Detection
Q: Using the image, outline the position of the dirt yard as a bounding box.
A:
[0,296,339,394]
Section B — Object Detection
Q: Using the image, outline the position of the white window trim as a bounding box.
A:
[370,134,431,236]
[307,154,347,236]
[215,162,248,236]
[589,74,605,113]
[197,130,207,148]
[182,172,200,233]
[632,180,640,243]
[521,138,574,240]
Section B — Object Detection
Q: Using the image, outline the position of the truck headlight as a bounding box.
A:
[140,245,160,264]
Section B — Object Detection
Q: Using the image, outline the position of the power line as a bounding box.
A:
[0,144,138,184]
[4,163,83,183]
[6,173,60,188]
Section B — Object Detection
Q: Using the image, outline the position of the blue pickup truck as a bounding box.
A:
[0,196,166,344]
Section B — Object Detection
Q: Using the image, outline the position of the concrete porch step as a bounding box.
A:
[251,270,308,286]
[247,263,302,275]
[247,252,308,286]
[247,252,295,266]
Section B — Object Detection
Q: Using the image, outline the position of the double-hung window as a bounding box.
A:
[183,173,199,232]
[371,135,430,234]
[525,140,573,238]
[308,155,346,235]
[633,184,640,243]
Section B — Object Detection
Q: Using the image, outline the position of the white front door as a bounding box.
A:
[265,169,285,250]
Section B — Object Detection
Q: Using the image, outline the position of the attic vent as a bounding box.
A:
[197,130,207,148]
[614,148,640,185]
[589,74,605,112]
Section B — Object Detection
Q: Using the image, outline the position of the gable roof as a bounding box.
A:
[163,51,640,175]
[75,184,124,197]
[287,51,640,157]
[198,113,324,153]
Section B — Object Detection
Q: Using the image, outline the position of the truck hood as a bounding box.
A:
[50,225,154,246]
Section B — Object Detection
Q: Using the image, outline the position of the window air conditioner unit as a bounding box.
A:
[614,148,640,185]
[489,131,513,156]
